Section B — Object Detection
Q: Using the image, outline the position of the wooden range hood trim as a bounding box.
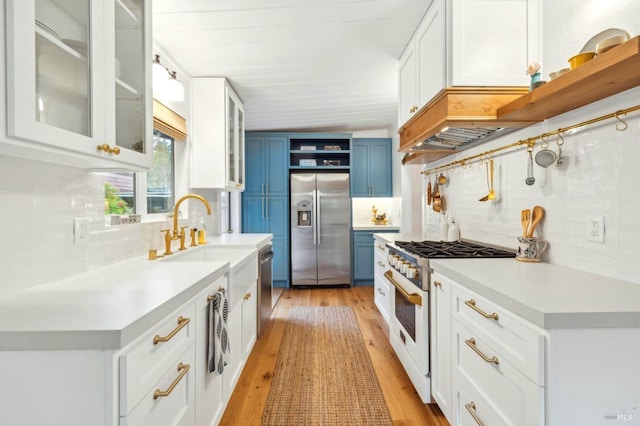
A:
[398,86,536,153]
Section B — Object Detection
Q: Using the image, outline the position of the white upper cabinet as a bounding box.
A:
[4,0,152,170]
[191,78,245,191]
[398,0,539,126]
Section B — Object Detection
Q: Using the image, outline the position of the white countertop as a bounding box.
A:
[372,232,426,243]
[431,258,640,330]
[0,257,228,351]
[353,224,401,231]
[0,236,274,351]
[205,233,272,249]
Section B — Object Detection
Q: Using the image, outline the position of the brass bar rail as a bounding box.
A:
[422,104,640,175]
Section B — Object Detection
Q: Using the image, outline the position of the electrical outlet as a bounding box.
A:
[74,218,89,245]
[587,216,605,243]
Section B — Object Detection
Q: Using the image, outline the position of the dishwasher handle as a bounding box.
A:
[260,251,274,264]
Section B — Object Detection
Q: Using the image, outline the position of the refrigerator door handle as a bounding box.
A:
[312,189,317,245]
[316,190,321,245]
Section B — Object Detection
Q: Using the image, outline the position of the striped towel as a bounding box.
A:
[208,288,230,374]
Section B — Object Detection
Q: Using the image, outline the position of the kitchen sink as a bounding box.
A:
[162,246,258,306]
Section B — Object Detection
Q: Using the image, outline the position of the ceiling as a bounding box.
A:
[152,0,432,133]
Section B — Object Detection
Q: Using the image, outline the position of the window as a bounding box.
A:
[103,130,175,217]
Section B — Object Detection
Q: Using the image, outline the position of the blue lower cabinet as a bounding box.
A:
[352,230,397,285]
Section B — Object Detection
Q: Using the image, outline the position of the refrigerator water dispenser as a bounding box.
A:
[296,200,312,227]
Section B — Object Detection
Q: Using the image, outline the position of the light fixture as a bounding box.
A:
[152,54,185,102]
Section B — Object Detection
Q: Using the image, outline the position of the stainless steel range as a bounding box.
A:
[384,239,515,403]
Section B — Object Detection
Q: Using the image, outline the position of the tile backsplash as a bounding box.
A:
[422,87,640,284]
[0,155,221,299]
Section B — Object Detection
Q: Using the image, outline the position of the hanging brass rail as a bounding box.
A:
[421,104,640,175]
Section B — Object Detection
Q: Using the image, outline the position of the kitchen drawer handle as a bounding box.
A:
[465,401,485,426]
[376,244,385,250]
[377,261,385,267]
[465,338,499,365]
[153,363,190,400]
[384,270,422,306]
[465,299,499,321]
[433,280,442,287]
[376,287,386,296]
[153,316,190,345]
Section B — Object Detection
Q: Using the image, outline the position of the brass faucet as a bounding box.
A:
[161,194,212,255]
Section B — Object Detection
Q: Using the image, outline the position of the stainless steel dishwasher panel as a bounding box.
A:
[257,245,274,338]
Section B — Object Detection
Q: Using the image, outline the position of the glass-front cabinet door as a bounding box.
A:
[5,0,152,170]
[226,88,244,190]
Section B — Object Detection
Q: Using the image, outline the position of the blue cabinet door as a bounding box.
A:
[265,137,288,197]
[350,138,392,197]
[244,136,266,196]
[350,141,370,197]
[352,231,375,285]
[370,139,392,197]
[242,196,265,233]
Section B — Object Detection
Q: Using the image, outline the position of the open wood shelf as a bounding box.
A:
[498,36,640,121]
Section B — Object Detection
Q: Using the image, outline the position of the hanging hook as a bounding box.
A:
[556,132,565,146]
[540,134,550,149]
[614,113,628,131]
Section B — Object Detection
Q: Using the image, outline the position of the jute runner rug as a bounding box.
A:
[261,306,393,425]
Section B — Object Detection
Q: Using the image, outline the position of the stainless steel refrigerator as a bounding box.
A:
[291,173,351,286]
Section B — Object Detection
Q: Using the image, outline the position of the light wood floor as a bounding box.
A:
[220,286,449,426]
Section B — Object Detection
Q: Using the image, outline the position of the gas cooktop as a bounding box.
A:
[394,240,516,259]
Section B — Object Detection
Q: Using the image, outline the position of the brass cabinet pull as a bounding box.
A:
[153,363,190,400]
[206,287,225,302]
[465,401,485,426]
[376,287,386,296]
[153,316,190,345]
[433,280,442,287]
[465,299,499,320]
[376,244,385,250]
[244,292,251,300]
[465,338,499,365]
[384,270,422,306]
[377,261,385,267]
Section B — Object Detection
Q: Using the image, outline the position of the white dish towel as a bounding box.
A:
[208,288,230,374]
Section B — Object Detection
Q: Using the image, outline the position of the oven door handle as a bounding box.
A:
[384,270,422,306]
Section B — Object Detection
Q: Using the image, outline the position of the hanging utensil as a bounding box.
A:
[437,173,448,185]
[521,209,531,238]
[556,134,565,167]
[535,136,557,168]
[479,159,496,201]
[427,180,432,205]
[525,147,536,185]
[527,206,545,238]
[432,182,443,213]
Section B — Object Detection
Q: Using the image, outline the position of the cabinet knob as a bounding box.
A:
[244,292,251,300]
[97,143,121,155]
[433,280,441,287]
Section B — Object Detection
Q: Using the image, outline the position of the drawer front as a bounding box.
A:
[452,319,543,426]
[121,344,196,426]
[451,283,545,385]
[374,273,391,323]
[229,255,258,307]
[374,248,387,275]
[354,231,374,244]
[120,302,196,415]
[373,237,387,254]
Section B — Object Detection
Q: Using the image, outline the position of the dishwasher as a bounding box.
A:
[257,245,274,338]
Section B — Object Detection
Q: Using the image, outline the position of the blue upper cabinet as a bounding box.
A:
[244,135,288,197]
[351,138,392,197]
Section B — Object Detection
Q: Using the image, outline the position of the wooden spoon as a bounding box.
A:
[527,206,545,238]
[521,209,530,238]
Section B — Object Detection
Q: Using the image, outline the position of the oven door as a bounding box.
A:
[385,269,429,375]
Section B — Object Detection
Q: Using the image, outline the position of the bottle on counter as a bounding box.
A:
[439,214,449,241]
[448,218,460,242]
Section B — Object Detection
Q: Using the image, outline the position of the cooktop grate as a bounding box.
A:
[395,240,515,258]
